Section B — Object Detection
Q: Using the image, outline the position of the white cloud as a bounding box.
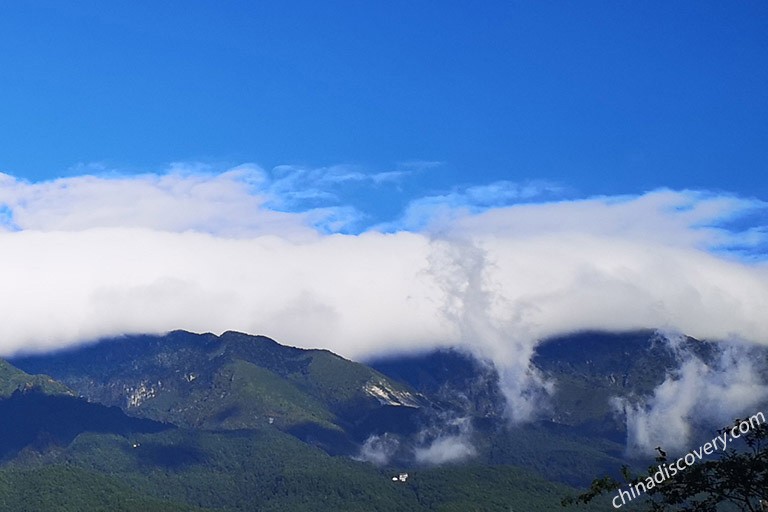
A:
[414,435,476,465]
[0,164,315,239]
[0,165,766,433]
[0,227,446,356]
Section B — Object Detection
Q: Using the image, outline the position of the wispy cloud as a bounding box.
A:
[356,434,401,466]
[267,164,408,206]
[384,179,564,231]
[394,160,444,173]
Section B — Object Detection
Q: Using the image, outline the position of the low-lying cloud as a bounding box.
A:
[614,333,768,455]
[413,416,476,465]
[355,416,476,466]
[0,164,767,431]
[356,433,401,466]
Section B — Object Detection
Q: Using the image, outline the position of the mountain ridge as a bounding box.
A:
[11,330,428,455]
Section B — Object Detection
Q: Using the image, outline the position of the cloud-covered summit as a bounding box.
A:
[0,164,766,426]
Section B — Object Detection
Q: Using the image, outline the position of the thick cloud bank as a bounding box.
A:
[1,165,767,428]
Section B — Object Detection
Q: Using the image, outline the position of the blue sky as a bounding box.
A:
[1,0,766,221]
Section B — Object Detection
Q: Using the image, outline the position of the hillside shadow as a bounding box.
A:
[136,441,206,469]
[0,390,171,461]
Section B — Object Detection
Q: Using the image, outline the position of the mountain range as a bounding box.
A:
[0,329,763,511]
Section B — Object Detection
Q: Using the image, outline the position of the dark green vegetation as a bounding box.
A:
[0,390,168,461]
[532,331,715,435]
[564,418,768,511]
[0,359,71,397]
[0,421,597,511]
[14,331,422,443]
[1,329,760,510]
[0,465,210,512]
[371,330,701,439]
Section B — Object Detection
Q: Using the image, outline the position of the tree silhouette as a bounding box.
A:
[563,417,768,511]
